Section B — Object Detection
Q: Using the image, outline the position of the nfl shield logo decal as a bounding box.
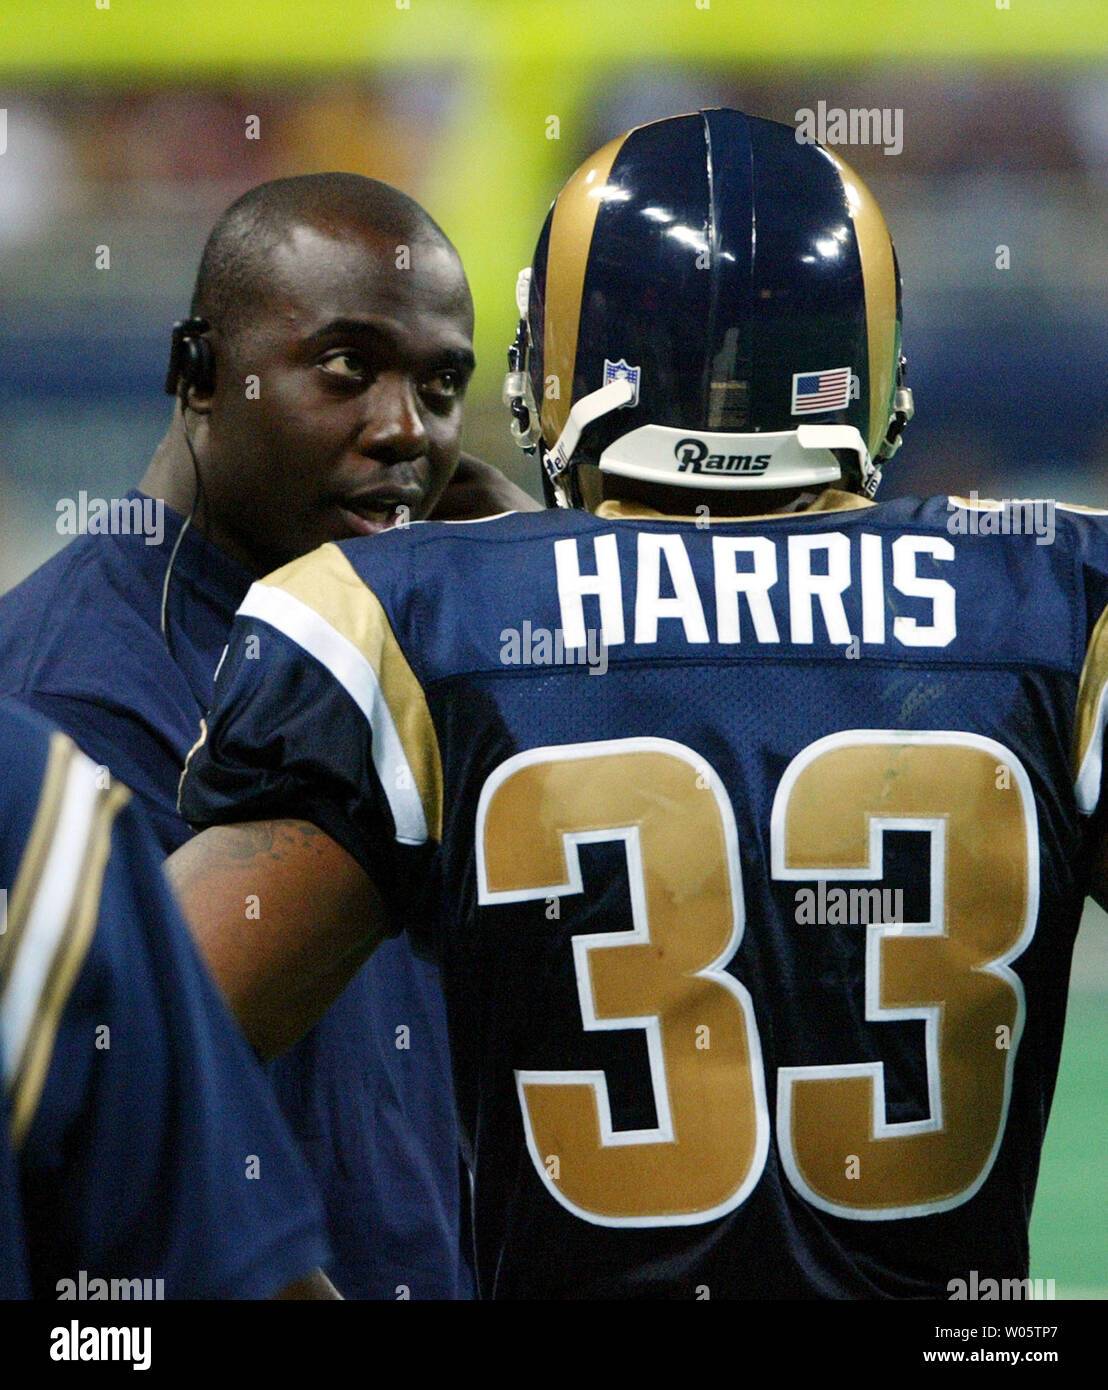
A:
[603,358,641,406]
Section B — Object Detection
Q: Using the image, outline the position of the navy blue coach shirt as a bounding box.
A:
[0,491,471,1299]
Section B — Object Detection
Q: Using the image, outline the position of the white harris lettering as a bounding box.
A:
[713,537,780,644]
[787,534,852,645]
[554,535,625,648]
[891,536,956,646]
[860,533,885,644]
[548,530,955,650]
[634,534,710,644]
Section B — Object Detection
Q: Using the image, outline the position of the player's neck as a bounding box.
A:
[140,411,201,521]
[600,475,827,517]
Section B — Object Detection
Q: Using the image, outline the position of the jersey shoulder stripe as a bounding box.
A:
[237,543,442,844]
[0,731,129,1145]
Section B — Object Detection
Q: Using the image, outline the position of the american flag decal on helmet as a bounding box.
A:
[791,367,851,414]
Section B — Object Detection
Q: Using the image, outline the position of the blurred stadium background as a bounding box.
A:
[0,0,1104,1296]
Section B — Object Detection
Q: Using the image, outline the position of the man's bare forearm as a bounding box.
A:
[166,819,388,1058]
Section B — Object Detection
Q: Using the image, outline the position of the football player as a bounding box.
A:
[168,111,1101,1296]
[0,173,539,1299]
[0,699,332,1298]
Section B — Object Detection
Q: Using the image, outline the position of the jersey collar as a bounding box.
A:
[592,488,876,523]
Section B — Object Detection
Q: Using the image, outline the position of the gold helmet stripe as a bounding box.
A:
[827,150,898,462]
[541,130,628,442]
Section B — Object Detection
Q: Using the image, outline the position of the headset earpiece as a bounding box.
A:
[160,318,211,656]
[164,317,215,399]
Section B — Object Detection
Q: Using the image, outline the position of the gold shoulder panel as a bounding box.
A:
[261,544,444,842]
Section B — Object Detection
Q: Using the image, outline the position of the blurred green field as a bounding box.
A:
[1029,906,1107,1299]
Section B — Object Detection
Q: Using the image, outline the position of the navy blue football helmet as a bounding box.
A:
[504,108,913,507]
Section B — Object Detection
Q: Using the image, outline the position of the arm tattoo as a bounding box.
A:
[220,819,326,863]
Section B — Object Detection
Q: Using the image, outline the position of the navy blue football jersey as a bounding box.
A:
[180,490,1107,1298]
[0,698,328,1298]
[0,493,471,1299]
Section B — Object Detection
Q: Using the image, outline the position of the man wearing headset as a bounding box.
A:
[0,172,537,1298]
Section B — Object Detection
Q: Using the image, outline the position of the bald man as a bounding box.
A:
[0,173,537,1298]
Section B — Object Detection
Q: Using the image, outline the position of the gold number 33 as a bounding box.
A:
[476,733,1038,1227]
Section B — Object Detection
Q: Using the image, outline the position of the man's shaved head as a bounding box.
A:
[167,171,476,575]
[189,172,459,335]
